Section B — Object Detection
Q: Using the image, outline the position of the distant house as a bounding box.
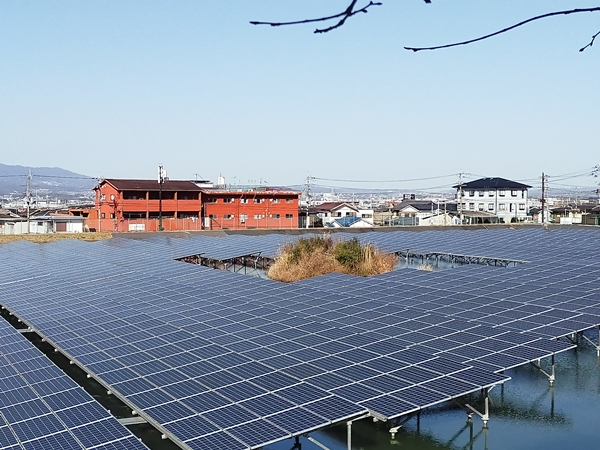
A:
[0,209,86,234]
[325,216,373,228]
[313,202,374,227]
[453,177,532,223]
[391,200,458,226]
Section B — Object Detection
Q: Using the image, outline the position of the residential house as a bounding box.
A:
[454,177,532,223]
[313,202,374,227]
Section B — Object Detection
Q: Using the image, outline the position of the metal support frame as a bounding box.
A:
[389,412,417,439]
[531,354,556,386]
[306,436,331,450]
[580,327,600,356]
[465,387,492,427]
[395,250,526,269]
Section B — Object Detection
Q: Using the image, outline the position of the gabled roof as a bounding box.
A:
[98,179,202,192]
[453,177,532,190]
[313,202,358,213]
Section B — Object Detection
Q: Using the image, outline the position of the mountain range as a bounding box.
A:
[0,164,96,199]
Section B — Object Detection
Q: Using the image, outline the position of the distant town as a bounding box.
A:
[1,164,599,234]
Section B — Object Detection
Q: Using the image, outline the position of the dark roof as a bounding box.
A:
[453,177,532,190]
[100,179,201,192]
[313,202,358,213]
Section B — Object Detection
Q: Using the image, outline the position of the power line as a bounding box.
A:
[311,173,458,183]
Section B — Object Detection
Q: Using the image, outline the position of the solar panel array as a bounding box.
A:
[0,311,149,450]
[0,226,598,450]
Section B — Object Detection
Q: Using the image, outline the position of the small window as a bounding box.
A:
[101,194,106,201]
[286,199,294,204]
[271,214,280,219]
[469,203,475,210]
[469,190,475,197]
[478,203,484,211]
[519,203,526,211]
[488,203,494,211]
[286,214,294,219]
[101,213,106,219]
[253,198,262,204]
[209,214,218,219]
[240,214,248,221]
[110,194,115,201]
[489,191,494,197]
[271,198,280,204]
[224,214,234,219]
[254,214,264,219]
[207,198,217,203]
[499,190,505,197]
[362,214,372,218]
[336,212,342,217]
[110,213,115,219]
[224,198,233,204]
[240,198,248,204]
[499,203,506,211]
[478,191,484,197]
[511,190,518,197]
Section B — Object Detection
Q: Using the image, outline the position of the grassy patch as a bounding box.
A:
[267,236,397,283]
[0,233,112,245]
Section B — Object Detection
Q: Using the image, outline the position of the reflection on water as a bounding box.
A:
[266,332,600,450]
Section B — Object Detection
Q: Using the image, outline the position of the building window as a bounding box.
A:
[101,213,105,218]
[286,199,294,204]
[223,198,233,204]
[286,214,294,219]
[336,212,342,217]
[469,190,475,197]
[240,214,248,222]
[271,198,280,204]
[488,203,494,211]
[207,198,217,203]
[224,214,234,219]
[240,198,248,204]
[469,203,475,210]
[478,203,484,211]
[362,214,372,218]
[499,203,506,211]
[253,198,262,204]
[110,213,115,219]
[101,194,106,201]
[511,190,518,197]
[254,214,264,219]
[110,194,115,201]
[478,191,485,197]
[499,190,505,197]
[209,214,218,219]
[519,203,526,211]
[489,191,494,197]
[271,214,280,219]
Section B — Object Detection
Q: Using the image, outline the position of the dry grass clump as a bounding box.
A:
[0,232,112,245]
[267,236,397,283]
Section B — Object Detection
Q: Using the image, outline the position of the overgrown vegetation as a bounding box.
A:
[267,236,398,282]
[0,232,112,245]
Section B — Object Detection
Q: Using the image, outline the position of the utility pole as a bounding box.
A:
[158,165,165,232]
[305,176,311,229]
[458,172,464,225]
[541,172,545,224]
[25,170,32,234]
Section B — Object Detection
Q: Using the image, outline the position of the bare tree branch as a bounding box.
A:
[580,30,600,51]
[404,7,600,52]
[250,0,383,34]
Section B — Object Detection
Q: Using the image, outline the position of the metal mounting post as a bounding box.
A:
[530,354,555,386]
[465,387,491,427]
[580,327,600,357]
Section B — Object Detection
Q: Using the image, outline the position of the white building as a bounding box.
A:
[313,202,374,227]
[454,177,532,223]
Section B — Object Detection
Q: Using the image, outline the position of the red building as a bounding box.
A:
[202,188,299,230]
[93,179,299,231]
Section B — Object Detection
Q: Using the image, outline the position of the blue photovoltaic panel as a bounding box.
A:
[1,227,599,449]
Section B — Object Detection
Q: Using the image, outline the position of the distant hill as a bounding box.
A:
[0,164,97,199]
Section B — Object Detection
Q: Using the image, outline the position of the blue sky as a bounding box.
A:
[1,1,599,192]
